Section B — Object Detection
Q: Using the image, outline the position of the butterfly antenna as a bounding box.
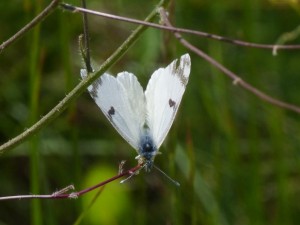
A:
[153,165,180,187]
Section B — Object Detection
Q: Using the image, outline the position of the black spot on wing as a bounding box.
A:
[108,106,115,120]
[90,77,103,99]
[169,99,176,110]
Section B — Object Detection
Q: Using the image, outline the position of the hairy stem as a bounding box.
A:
[0,0,60,52]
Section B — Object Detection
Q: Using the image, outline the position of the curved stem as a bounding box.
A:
[159,9,300,114]
[61,3,300,51]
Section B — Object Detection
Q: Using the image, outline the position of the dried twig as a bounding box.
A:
[61,3,300,51]
[159,8,300,114]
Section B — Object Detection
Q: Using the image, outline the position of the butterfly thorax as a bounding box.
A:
[138,133,157,172]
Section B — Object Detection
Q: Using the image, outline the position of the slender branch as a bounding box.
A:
[159,9,300,114]
[80,0,93,73]
[60,3,300,51]
[0,164,141,201]
[0,0,60,52]
[0,0,169,154]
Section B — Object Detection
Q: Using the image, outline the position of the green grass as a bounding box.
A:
[1,0,300,224]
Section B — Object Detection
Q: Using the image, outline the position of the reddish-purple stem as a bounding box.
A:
[0,164,142,201]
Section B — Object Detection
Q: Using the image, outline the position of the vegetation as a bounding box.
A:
[1,0,300,224]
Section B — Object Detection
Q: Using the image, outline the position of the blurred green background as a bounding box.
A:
[1,0,300,224]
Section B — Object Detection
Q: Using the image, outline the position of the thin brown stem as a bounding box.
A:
[81,0,93,72]
[61,3,300,51]
[159,9,300,114]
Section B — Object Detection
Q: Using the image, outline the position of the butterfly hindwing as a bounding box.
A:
[145,54,191,149]
[81,70,146,151]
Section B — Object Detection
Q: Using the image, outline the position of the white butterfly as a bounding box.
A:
[81,54,191,172]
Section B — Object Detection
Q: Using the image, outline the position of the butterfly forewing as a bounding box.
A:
[145,54,191,149]
[81,70,146,151]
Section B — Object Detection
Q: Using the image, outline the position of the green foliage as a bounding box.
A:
[80,164,131,225]
[1,0,300,224]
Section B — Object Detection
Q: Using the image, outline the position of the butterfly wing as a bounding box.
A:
[81,70,146,151]
[145,54,191,149]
